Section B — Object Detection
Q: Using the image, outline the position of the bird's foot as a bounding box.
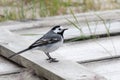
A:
[46,58,59,63]
[49,58,59,63]
[46,58,56,60]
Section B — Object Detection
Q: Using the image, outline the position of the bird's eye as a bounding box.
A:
[59,28,61,30]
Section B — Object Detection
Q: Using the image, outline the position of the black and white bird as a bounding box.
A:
[8,25,68,62]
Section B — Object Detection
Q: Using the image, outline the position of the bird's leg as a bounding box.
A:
[45,52,59,62]
[45,52,52,60]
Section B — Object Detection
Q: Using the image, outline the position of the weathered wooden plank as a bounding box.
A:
[0,10,119,42]
[0,10,119,31]
[12,21,120,40]
[82,58,120,80]
[0,30,106,80]
[0,56,22,75]
[55,35,120,63]
[0,69,41,80]
[0,53,43,80]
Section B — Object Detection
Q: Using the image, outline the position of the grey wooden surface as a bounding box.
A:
[12,21,120,41]
[82,58,120,80]
[0,30,106,80]
[0,10,119,80]
[0,56,22,75]
[0,9,119,31]
[0,56,43,80]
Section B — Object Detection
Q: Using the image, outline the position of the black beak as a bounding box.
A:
[63,28,68,31]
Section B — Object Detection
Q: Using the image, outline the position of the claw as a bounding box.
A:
[46,58,56,60]
[46,58,51,60]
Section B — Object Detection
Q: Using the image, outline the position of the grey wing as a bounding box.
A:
[28,36,60,49]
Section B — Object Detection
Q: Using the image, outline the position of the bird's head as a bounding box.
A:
[51,25,68,36]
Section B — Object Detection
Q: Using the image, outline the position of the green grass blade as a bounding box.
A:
[95,14,110,36]
[65,18,83,34]
[95,14,117,55]
[85,17,93,35]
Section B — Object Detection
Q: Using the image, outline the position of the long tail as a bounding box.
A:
[8,48,30,58]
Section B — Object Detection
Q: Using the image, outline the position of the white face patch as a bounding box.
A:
[53,26,63,33]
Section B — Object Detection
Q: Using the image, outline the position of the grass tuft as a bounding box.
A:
[66,9,117,56]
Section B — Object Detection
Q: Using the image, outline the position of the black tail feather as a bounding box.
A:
[8,48,30,58]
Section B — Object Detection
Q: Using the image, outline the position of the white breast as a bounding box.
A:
[34,38,63,53]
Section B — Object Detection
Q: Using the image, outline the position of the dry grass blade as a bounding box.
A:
[70,9,79,24]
